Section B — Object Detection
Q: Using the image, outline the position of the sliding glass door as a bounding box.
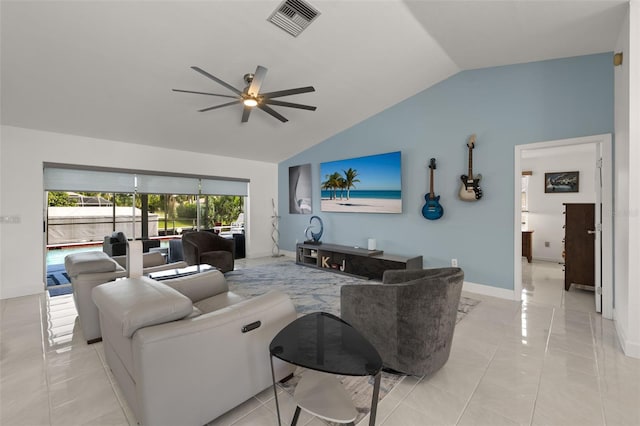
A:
[43,164,249,295]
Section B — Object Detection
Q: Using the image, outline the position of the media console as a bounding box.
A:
[296,242,422,280]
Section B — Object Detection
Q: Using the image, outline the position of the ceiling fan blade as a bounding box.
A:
[191,66,242,96]
[172,89,238,99]
[261,86,315,99]
[247,65,268,97]
[198,100,241,112]
[258,104,288,123]
[263,99,317,111]
[241,106,252,123]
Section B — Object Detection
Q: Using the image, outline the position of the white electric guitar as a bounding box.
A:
[459,134,483,201]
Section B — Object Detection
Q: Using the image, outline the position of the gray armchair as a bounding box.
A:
[182,231,234,273]
[340,267,463,376]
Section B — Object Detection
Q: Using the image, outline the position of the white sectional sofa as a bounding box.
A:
[92,272,296,426]
[64,251,187,343]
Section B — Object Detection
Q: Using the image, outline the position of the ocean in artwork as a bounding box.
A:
[320,189,401,200]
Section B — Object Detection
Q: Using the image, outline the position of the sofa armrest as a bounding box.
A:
[160,269,228,303]
[72,268,127,286]
[219,236,234,253]
[141,251,165,268]
[382,267,462,284]
[111,255,126,269]
[92,277,193,338]
[131,290,296,426]
[65,251,120,276]
[70,267,127,342]
[181,237,200,265]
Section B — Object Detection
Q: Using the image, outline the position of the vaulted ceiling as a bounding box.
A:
[0,1,628,163]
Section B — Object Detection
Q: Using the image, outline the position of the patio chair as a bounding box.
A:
[103,231,160,256]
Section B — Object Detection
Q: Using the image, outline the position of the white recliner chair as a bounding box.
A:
[92,272,296,426]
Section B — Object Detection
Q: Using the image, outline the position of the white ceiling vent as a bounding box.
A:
[268,0,320,37]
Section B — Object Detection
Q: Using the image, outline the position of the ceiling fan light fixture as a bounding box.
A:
[243,98,258,107]
[174,65,316,123]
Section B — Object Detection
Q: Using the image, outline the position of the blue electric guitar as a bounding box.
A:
[422,158,444,220]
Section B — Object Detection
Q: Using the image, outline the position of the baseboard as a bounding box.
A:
[280,249,296,258]
[532,257,563,263]
[463,280,520,301]
[614,315,640,359]
[245,250,293,259]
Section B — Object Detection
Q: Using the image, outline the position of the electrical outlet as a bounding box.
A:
[451,259,458,267]
[0,215,20,224]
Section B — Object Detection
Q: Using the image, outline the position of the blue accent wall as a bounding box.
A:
[278,53,613,290]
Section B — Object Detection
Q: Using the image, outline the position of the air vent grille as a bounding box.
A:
[268,0,320,37]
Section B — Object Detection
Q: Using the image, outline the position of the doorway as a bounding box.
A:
[513,134,613,319]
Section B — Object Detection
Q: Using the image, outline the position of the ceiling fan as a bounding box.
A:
[173,65,316,123]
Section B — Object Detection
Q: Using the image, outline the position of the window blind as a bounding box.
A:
[44,167,135,192]
[136,174,200,195]
[200,178,248,196]
[44,164,248,196]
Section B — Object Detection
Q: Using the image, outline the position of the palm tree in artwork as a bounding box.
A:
[343,168,360,200]
[321,177,333,199]
[337,176,347,200]
[329,172,343,200]
[322,172,343,200]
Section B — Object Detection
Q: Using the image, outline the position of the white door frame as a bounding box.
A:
[513,134,613,319]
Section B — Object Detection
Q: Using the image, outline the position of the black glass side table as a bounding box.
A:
[269,312,383,425]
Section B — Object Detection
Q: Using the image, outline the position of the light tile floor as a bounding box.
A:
[1,258,639,425]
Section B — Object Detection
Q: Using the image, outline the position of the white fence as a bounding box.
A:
[47,207,159,245]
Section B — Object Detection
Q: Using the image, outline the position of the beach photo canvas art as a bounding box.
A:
[320,151,402,213]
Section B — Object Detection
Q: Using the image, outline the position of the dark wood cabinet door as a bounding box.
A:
[522,231,533,263]
[564,203,595,290]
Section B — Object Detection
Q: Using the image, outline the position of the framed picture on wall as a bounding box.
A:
[544,171,579,193]
[289,164,312,214]
[320,151,402,213]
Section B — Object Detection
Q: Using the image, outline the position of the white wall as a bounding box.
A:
[0,125,278,299]
[521,146,596,262]
[614,1,640,358]
[0,134,3,295]
[628,0,640,359]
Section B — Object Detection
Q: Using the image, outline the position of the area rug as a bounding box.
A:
[277,369,403,426]
[225,260,480,425]
[226,260,480,321]
[46,263,70,287]
[46,263,73,297]
[47,285,73,297]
